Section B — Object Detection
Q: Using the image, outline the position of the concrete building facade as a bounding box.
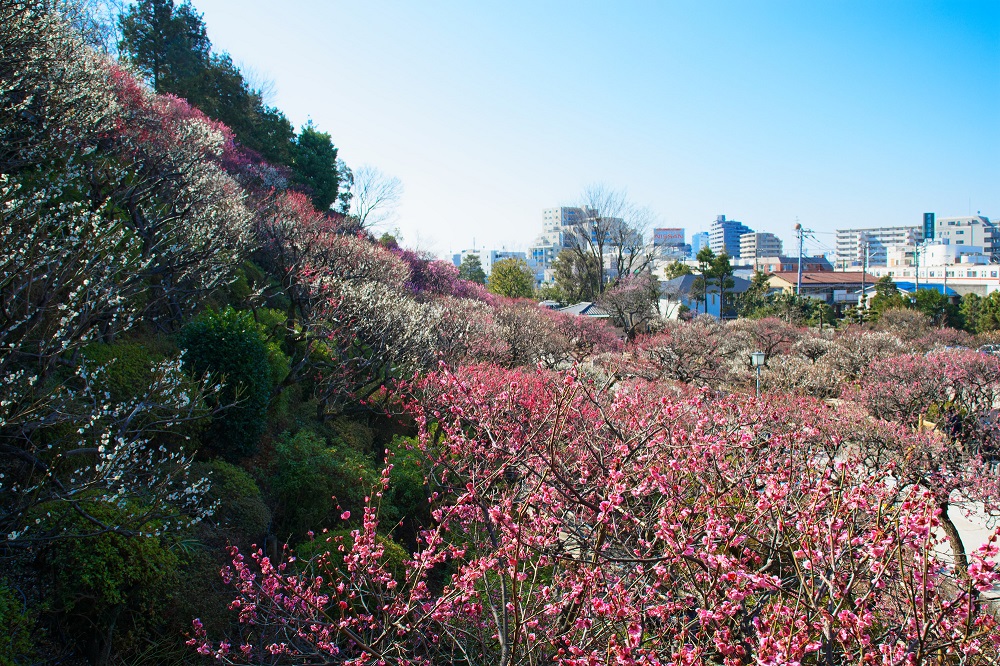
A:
[933,215,999,258]
[690,232,710,258]
[835,226,923,267]
[709,215,753,258]
[452,249,528,276]
[732,255,832,272]
[739,232,783,262]
[868,238,1000,296]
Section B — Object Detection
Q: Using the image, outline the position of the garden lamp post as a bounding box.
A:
[751,351,766,399]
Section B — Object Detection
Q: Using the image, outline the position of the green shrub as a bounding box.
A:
[331,417,375,453]
[271,429,378,540]
[80,341,162,401]
[77,339,207,445]
[193,459,271,547]
[43,503,181,661]
[382,435,429,526]
[179,307,275,459]
[0,582,34,665]
[256,308,292,392]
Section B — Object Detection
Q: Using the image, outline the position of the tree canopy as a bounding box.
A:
[487,258,536,299]
[292,121,342,211]
[457,254,486,284]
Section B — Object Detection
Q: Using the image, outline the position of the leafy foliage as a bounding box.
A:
[553,248,600,303]
[0,582,34,665]
[291,121,342,211]
[271,429,377,540]
[179,308,276,459]
[457,253,487,284]
[487,257,536,298]
[45,503,181,662]
[195,459,270,547]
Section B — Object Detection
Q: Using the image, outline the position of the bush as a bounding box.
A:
[0,582,34,665]
[193,460,271,548]
[43,504,181,662]
[271,429,378,540]
[380,436,430,546]
[331,417,375,453]
[874,307,931,341]
[179,307,275,459]
[80,341,164,401]
[78,340,208,446]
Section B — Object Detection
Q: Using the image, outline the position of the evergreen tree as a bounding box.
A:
[961,293,982,333]
[975,291,1000,333]
[711,253,735,319]
[869,276,909,316]
[808,302,836,330]
[695,246,716,313]
[118,0,209,92]
[458,254,487,285]
[292,121,341,211]
[913,289,957,328]
[662,260,692,280]
[535,283,566,304]
[119,0,298,167]
[739,270,772,317]
[195,54,297,166]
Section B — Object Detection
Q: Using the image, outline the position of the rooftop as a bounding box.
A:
[557,302,610,317]
[770,271,878,285]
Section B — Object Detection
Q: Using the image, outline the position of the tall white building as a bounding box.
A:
[739,232,783,262]
[528,206,649,284]
[933,215,999,258]
[529,207,588,276]
[835,226,923,267]
[709,215,753,258]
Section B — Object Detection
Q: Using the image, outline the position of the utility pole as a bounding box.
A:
[795,223,804,296]
[943,263,947,296]
[915,243,920,291]
[860,241,870,311]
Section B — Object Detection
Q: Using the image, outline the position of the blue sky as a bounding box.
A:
[193,0,1000,258]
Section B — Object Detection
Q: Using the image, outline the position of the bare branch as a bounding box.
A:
[348,165,403,230]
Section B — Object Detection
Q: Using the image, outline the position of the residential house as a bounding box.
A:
[768,271,877,306]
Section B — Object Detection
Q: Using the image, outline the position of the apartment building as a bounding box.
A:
[835,226,923,267]
[709,215,753,258]
[739,232,783,261]
[933,215,999,258]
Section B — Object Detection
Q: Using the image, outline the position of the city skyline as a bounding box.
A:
[193,0,999,257]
